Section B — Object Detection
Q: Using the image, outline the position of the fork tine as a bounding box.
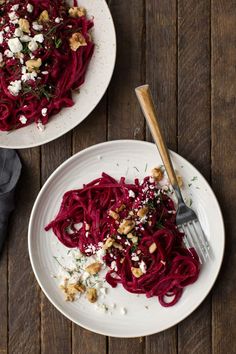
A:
[182,223,206,264]
[188,222,208,263]
[192,220,210,259]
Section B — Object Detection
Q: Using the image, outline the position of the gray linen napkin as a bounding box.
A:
[0,149,21,253]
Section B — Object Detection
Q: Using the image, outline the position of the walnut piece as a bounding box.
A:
[137,207,149,218]
[25,58,42,72]
[113,242,123,250]
[85,262,102,275]
[118,219,135,235]
[69,6,86,18]
[19,18,30,33]
[149,242,157,254]
[69,32,87,51]
[86,288,97,303]
[108,210,119,220]
[151,167,163,182]
[116,204,126,212]
[60,282,85,302]
[39,10,49,23]
[131,267,143,278]
[103,237,114,249]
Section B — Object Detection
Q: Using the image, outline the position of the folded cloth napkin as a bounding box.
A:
[0,149,21,254]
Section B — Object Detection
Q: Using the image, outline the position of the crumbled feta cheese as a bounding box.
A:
[8,80,22,96]
[139,260,147,274]
[21,66,27,74]
[32,22,43,31]
[131,255,139,262]
[11,4,19,11]
[19,57,24,64]
[4,26,10,33]
[120,307,127,315]
[4,49,13,58]
[27,3,34,13]
[41,108,48,116]
[37,120,45,132]
[0,32,3,44]
[28,40,38,51]
[19,115,27,124]
[9,12,18,23]
[111,261,117,271]
[8,38,23,53]
[20,35,32,42]
[41,71,49,75]
[21,71,37,82]
[55,17,61,23]
[0,53,2,62]
[14,28,23,37]
[33,34,44,43]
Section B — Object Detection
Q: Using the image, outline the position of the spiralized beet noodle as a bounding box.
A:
[0,0,94,130]
[45,173,200,307]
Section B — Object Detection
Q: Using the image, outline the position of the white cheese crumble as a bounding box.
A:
[11,4,19,11]
[139,260,147,274]
[128,190,135,198]
[0,32,3,44]
[33,34,44,43]
[8,38,23,53]
[20,35,32,42]
[55,17,61,23]
[4,49,13,58]
[32,22,43,31]
[28,40,38,51]
[41,71,49,75]
[4,26,10,33]
[0,53,2,62]
[41,108,48,116]
[19,115,27,124]
[37,120,45,132]
[14,28,23,37]
[21,71,37,82]
[27,3,34,13]
[8,80,22,96]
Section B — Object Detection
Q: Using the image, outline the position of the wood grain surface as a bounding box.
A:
[2,0,236,353]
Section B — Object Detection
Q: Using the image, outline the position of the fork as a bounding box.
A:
[135,84,210,263]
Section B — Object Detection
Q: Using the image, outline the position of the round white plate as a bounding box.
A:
[28,140,225,337]
[0,0,116,149]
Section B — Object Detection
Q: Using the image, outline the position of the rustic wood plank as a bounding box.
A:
[177,1,211,354]
[211,1,236,353]
[72,98,107,354]
[8,149,41,354]
[107,0,145,141]
[0,243,7,354]
[145,0,177,150]
[41,134,72,354]
[145,1,177,352]
[107,0,145,352]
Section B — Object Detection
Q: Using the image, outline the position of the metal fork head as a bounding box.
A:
[176,202,210,263]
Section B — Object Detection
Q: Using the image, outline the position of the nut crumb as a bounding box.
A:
[86,288,97,303]
[151,167,163,182]
[85,262,102,275]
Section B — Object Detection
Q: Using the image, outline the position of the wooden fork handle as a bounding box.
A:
[135,84,178,188]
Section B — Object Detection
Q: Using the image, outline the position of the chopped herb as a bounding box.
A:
[131,245,137,253]
[144,163,148,172]
[116,163,119,167]
[133,166,140,173]
[189,198,193,207]
[55,37,62,48]
[156,221,164,229]
[146,199,156,210]
[191,176,198,182]
[145,305,149,309]
[188,183,192,187]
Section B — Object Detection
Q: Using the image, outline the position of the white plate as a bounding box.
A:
[28,140,225,337]
[0,0,116,149]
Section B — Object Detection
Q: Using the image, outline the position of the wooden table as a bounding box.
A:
[1,1,235,353]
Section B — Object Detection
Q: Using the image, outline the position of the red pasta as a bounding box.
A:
[46,173,200,307]
[0,0,94,130]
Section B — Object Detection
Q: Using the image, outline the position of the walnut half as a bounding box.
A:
[69,32,87,51]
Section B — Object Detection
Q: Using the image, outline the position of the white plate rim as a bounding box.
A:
[28,139,225,337]
[0,0,116,149]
